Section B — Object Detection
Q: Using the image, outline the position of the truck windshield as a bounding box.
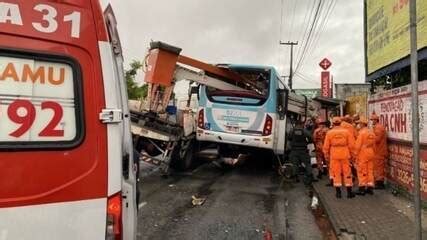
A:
[206,68,270,106]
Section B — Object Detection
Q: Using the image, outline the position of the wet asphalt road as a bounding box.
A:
[136,159,322,240]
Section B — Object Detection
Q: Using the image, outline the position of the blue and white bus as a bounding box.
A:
[196,65,314,162]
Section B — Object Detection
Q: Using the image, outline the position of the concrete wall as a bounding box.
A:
[334,83,370,100]
[335,83,371,117]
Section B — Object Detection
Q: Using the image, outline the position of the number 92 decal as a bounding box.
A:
[5,99,64,138]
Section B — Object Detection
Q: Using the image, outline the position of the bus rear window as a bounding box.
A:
[206,68,270,106]
[0,50,83,148]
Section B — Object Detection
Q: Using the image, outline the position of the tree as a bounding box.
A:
[125,60,148,100]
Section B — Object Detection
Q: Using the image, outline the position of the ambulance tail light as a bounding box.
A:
[198,109,205,129]
[263,114,273,136]
[106,192,122,240]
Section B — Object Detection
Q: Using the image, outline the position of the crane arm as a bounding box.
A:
[143,41,256,113]
[144,41,255,90]
[173,65,244,91]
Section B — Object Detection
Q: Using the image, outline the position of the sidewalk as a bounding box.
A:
[313,179,427,240]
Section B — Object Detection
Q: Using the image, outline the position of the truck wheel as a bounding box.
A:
[180,142,195,170]
[171,140,195,171]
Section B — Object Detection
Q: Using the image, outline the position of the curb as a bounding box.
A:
[312,184,367,240]
[312,183,346,239]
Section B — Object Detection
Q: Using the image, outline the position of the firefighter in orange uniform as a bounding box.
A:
[341,115,357,140]
[352,114,360,124]
[341,115,358,180]
[354,117,376,195]
[313,118,328,179]
[371,113,388,189]
[352,114,360,137]
[323,117,356,198]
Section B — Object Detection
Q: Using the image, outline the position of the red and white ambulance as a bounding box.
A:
[0,1,137,239]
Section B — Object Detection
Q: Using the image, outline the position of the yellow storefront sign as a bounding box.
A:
[366,0,427,74]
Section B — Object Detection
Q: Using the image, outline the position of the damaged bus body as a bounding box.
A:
[131,41,314,173]
[130,42,255,173]
[197,65,315,165]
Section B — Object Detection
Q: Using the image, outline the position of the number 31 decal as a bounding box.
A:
[7,99,64,138]
[33,4,81,38]
[0,3,81,39]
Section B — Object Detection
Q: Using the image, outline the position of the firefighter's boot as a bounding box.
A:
[375,181,385,189]
[355,186,366,196]
[346,187,355,198]
[335,187,342,199]
[366,187,374,195]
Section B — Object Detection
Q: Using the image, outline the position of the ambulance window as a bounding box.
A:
[0,50,83,149]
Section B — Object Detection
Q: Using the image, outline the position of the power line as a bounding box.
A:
[295,1,325,71]
[278,0,286,75]
[306,0,333,49]
[294,0,315,49]
[304,0,337,62]
[293,0,324,74]
[283,0,293,41]
[296,72,318,84]
[295,0,338,75]
[279,0,285,40]
[280,41,298,89]
[296,0,337,74]
[288,0,299,41]
[294,0,321,63]
[294,0,317,66]
[294,73,318,87]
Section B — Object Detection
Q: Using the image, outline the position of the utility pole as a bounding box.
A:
[409,0,422,239]
[280,41,298,90]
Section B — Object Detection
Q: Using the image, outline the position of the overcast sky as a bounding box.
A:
[100,0,365,89]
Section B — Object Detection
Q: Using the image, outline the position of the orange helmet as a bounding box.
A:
[316,118,326,125]
[342,114,352,123]
[332,117,342,124]
[359,116,368,125]
[370,113,380,121]
[352,114,360,120]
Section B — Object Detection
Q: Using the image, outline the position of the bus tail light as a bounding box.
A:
[198,109,205,129]
[106,192,122,240]
[263,114,273,136]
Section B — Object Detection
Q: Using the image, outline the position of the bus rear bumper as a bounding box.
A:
[196,129,273,149]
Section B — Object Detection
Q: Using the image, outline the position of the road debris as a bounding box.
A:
[138,201,147,210]
[191,195,206,206]
[311,196,319,209]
